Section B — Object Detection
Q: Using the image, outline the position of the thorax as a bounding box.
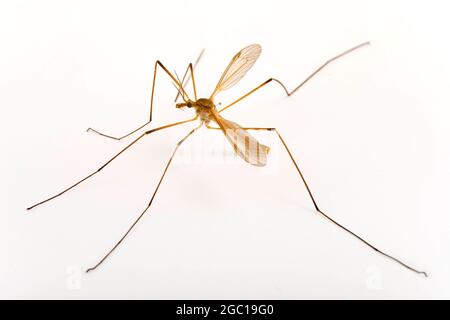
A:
[193,98,216,122]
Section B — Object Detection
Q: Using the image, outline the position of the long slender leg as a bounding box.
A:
[207,125,428,276]
[173,71,187,101]
[87,60,191,141]
[27,117,197,210]
[219,41,370,113]
[174,48,205,102]
[189,63,198,100]
[86,123,202,272]
[174,61,199,103]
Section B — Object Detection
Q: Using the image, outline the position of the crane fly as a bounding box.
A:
[27,42,428,276]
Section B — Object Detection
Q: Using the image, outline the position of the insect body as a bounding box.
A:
[178,97,270,166]
[27,42,427,277]
[177,98,215,122]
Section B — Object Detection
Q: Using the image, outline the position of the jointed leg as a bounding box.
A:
[189,63,198,100]
[219,41,370,113]
[174,62,198,102]
[216,125,427,276]
[27,117,197,210]
[174,48,205,102]
[86,123,202,272]
[87,60,192,141]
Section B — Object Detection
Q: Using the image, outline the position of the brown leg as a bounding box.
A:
[87,60,191,141]
[174,48,205,102]
[225,126,428,276]
[218,42,370,113]
[26,118,197,210]
[173,62,198,101]
[86,123,202,272]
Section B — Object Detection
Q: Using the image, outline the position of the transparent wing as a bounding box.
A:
[209,44,262,100]
[211,111,269,167]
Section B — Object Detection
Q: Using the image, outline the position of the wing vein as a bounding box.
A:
[210,44,262,99]
[210,110,269,166]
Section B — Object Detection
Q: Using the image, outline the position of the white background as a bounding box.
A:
[1,0,449,299]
